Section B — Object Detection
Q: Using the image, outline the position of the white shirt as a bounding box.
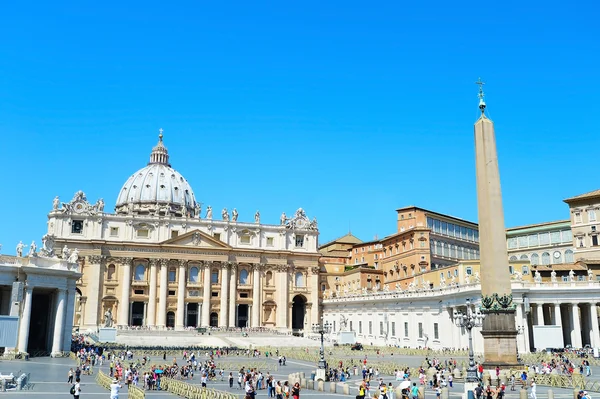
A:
[74,382,81,395]
[110,383,121,398]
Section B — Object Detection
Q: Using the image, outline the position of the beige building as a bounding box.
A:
[46,134,320,332]
[564,189,600,264]
[506,220,574,266]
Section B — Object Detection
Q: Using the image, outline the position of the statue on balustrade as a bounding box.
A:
[534,271,542,283]
[550,270,557,283]
[569,270,576,282]
[588,269,595,281]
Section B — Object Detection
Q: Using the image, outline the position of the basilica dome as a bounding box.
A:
[115,132,199,217]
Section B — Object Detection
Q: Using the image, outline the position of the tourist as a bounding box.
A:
[229,372,234,388]
[292,382,300,399]
[110,378,122,399]
[68,368,74,384]
[530,380,537,399]
[358,382,366,399]
[410,382,419,399]
[474,383,483,399]
[485,385,495,399]
[72,377,81,399]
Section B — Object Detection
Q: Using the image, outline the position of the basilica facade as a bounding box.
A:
[46,134,320,331]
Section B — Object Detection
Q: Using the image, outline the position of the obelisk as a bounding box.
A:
[473,79,519,366]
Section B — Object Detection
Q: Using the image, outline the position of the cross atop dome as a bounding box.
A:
[149,128,170,166]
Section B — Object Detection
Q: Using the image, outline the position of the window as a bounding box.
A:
[510,256,518,261]
[134,264,145,281]
[240,293,249,298]
[168,267,176,282]
[441,222,448,235]
[518,236,528,247]
[529,234,538,246]
[565,249,574,263]
[369,321,373,335]
[531,253,539,265]
[212,291,219,297]
[443,243,449,257]
[295,235,305,247]
[418,322,423,338]
[110,227,119,236]
[520,254,529,260]
[404,322,409,337]
[350,321,353,331]
[562,276,569,282]
[522,266,529,275]
[461,226,467,239]
[575,212,582,224]
[265,271,273,286]
[107,264,116,280]
[72,220,84,234]
[578,237,585,248]
[266,237,274,246]
[466,267,472,275]
[508,265,514,274]
[295,272,305,287]
[137,229,149,238]
[541,252,551,265]
[578,275,585,282]
[379,321,384,335]
[171,230,179,238]
[551,231,561,244]
[211,270,219,284]
[508,238,518,249]
[454,269,458,277]
[213,233,221,241]
[359,321,362,334]
[189,267,199,283]
[240,231,251,244]
[593,236,599,247]
[134,289,144,295]
[169,290,176,296]
[539,233,550,245]
[239,269,249,284]
[321,284,326,291]
[590,210,597,222]
[391,322,396,336]
[427,217,433,229]
[434,323,439,340]
[189,290,200,297]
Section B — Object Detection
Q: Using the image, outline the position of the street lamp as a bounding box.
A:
[312,321,331,370]
[454,298,485,383]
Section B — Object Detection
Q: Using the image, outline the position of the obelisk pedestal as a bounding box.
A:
[473,80,519,367]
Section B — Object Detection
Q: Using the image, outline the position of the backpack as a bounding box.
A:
[70,385,76,395]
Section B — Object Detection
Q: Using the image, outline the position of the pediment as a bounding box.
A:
[160,229,231,249]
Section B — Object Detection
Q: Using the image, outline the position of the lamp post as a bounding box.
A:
[454,298,485,383]
[312,321,331,370]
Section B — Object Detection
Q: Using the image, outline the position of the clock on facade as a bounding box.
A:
[553,251,561,259]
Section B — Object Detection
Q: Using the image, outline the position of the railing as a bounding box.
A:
[161,377,237,399]
[96,370,145,399]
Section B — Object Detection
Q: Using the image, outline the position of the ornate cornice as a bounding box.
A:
[121,257,133,266]
[149,259,159,267]
[88,255,105,264]
[310,266,320,274]
[159,258,169,267]
[179,259,187,268]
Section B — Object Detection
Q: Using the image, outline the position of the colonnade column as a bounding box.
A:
[219,263,230,327]
[147,259,158,327]
[176,260,186,330]
[310,267,319,329]
[516,302,529,353]
[84,256,102,328]
[118,258,133,327]
[228,264,237,327]
[157,259,168,328]
[201,262,211,326]
[62,280,77,351]
[251,264,261,327]
[536,303,545,326]
[51,288,66,356]
[17,287,33,353]
[590,303,599,347]
[572,303,583,348]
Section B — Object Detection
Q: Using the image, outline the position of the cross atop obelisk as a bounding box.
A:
[473,79,519,367]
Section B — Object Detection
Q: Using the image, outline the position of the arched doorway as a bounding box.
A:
[166,311,175,328]
[210,312,218,327]
[291,295,306,331]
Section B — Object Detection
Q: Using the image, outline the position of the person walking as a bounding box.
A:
[72,377,81,399]
[229,372,234,388]
[530,380,537,399]
[291,382,300,399]
[110,378,122,399]
[68,368,74,384]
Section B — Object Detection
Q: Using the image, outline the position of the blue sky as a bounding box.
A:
[0,1,598,254]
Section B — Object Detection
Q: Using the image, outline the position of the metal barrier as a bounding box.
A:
[161,376,237,399]
[96,370,145,399]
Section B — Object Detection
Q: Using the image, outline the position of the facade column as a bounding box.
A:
[118,258,133,327]
[516,302,529,353]
[17,287,33,353]
[219,263,230,327]
[572,303,583,348]
[201,262,211,326]
[62,280,77,352]
[590,303,599,347]
[143,302,147,326]
[228,264,237,327]
[176,260,187,330]
[147,259,158,327]
[251,264,261,327]
[51,289,66,356]
[84,256,103,328]
[276,266,289,329]
[157,259,168,328]
[536,303,545,325]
